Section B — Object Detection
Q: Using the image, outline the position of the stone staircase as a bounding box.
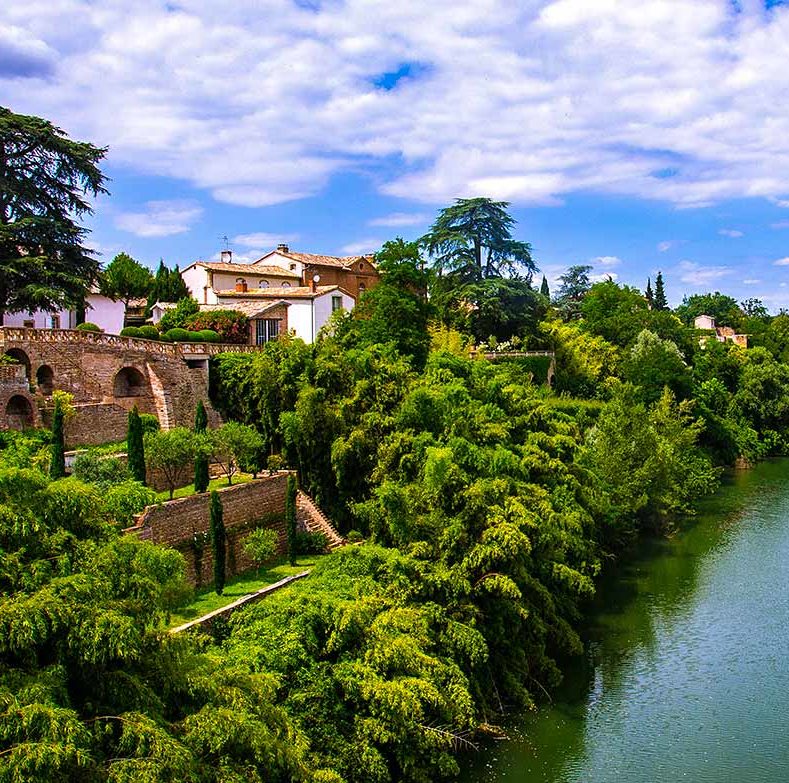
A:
[146,363,174,429]
[296,491,345,551]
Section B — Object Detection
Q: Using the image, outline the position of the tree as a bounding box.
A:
[653,271,668,311]
[0,107,108,321]
[420,197,535,281]
[243,527,279,574]
[645,278,654,308]
[675,291,743,328]
[540,275,550,299]
[144,428,198,499]
[99,252,153,308]
[148,259,189,305]
[49,396,66,479]
[210,489,226,594]
[286,473,297,566]
[158,296,199,332]
[193,401,210,493]
[623,329,690,402]
[581,280,649,347]
[127,406,146,484]
[209,422,264,485]
[740,297,769,319]
[554,265,592,320]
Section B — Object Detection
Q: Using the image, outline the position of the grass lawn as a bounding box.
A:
[168,555,325,627]
[154,472,255,502]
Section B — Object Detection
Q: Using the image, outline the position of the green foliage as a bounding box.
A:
[72,451,129,486]
[185,310,249,344]
[653,271,668,310]
[197,328,220,342]
[120,326,142,338]
[676,291,743,328]
[243,527,279,573]
[623,329,690,402]
[554,265,592,319]
[126,407,146,485]
[75,321,101,332]
[101,480,157,526]
[158,297,199,332]
[143,428,199,499]
[162,327,191,342]
[49,396,66,479]
[193,401,210,493]
[147,260,189,308]
[139,413,160,434]
[209,421,264,485]
[99,252,153,307]
[540,275,550,298]
[209,490,226,594]
[0,107,107,318]
[293,530,328,554]
[137,325,159,340]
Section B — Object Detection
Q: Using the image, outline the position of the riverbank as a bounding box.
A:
[461,459,789,782]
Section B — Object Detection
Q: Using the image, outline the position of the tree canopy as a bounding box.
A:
[99,252,153,307]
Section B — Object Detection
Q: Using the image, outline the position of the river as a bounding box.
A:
[462,459,789,783]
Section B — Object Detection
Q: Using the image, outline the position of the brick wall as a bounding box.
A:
[129,473,290,587]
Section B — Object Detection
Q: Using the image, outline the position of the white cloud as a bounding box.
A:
[771,221,789,229]
[657,241,677,253]
[4,1,789,209]
[341,239,384,255]
[369,212,430,227]
[770,198,789,208]
[590,271,619,282]
[719,228,744,237]
[743,278,761,285]
[592,255,621,267]
[677,260,733,285]
[114,200,202,238]
[233,232,299,248]
[773,257,789,266]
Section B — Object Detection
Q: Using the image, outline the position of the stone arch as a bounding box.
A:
[113,366,148,398]
[36,364,54,396]
[5,395,34,430]
[4,349,31,379]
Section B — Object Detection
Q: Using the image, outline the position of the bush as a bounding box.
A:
[137,325,160,340]
[243,527,279,573]
[73,451,130,486]
[267,454,286,473]
[120,326,142,338]
[293,530,328,555]
[186,311,249,344]
[163,328,191,342]
[139,414,160,434]
[159,297,199,332]
[187,331,204,342]
[102,480,156,526]
[76,322,102,332]
[198,329,220,343]
[346,529,364,543]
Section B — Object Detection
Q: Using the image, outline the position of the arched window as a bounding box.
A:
[113,367,147,397]
[259,280,269,288]
[3,349,30,379]
[36,365,54,396]
[5,395,34,430]
[282,282,291,288]
[359,261,364,271]
[358,283,366,295]
[235,278,248,292]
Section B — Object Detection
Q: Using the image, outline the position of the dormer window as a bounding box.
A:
[289,263,297,271]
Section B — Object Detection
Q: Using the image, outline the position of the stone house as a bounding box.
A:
[693,314,748,347]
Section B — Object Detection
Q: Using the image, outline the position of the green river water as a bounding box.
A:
[462,459,789,783]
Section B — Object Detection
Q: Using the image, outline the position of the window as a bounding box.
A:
[358,283,366,294]
[258,280,269,288]
[51,314,60,329]
[282,282,291,288]
[23,319,34,329]
[359,261,364,271]
[332,295,343,312]
[235,278,248,292]
[255,318,280,345]
[289,263,297,271]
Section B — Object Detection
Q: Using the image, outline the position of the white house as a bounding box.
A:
[1,292,126,335]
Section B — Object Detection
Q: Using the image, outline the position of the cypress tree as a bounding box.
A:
[49,397,66,479]
[645,278,654,308]
[286,474,298,566]
[210,490,226,595]
[194,401,209,493]
[654,271,668,311]
[127,406,146,484]
[540,275,550,299]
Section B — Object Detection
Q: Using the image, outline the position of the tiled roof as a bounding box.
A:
[194,261,301,278]
[256,250,376,270]
[199,301,290,318]
[215,285,345,300]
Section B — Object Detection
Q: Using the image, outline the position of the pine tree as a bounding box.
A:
[654,271,668,311]
[127,406,147,484]
[645,278,654,308]
[194,401,210,493]
[210,490,226,594]
[540,275,550,299]
[49,397,66,479]
[286,474,298,566]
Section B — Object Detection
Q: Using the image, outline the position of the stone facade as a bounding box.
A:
[0,364,39,431]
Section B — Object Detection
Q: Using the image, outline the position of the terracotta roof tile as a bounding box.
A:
[257,250,376,270]
[194,261,301,278]
[215,285,345,300]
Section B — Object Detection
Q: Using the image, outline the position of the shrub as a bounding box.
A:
[163,328,191,342]
[102,480,156,526]
[346,529,364,543]
[243,527,279,574]
[137,325,160,340]
[120,326,142,338]
[293,530,328,555]
[76,322,102,332]
[267,454,286,473]
[198,329,220,343]
[139,413,160,434]
[158,297,199,332]
[186,311,249,344]
[187,331,204,342]
[49,397,66,479]
[73,451,130,486]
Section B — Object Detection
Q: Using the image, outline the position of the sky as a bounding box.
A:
[2,0,789,308]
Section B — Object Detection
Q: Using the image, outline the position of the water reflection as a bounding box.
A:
[462,460,789,783]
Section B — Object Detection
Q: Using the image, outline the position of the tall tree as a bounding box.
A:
[286,473,297,566]
[210,490,226,594]
[540,275,550,299]
[99,252,153,308]
[49,397,66,479]
[148,259,189,306]
[420,197,535,281]
[645,278,654,308]
[193,401,210,493]
[127,406,146,484]
[0,107,107,321]
[554,265,592,320]
[653,271,668,311]
[143,428,196,499]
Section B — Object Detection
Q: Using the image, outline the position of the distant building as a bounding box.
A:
[694,314,748,347]
[149,301,177,325]
[1,292,126,335]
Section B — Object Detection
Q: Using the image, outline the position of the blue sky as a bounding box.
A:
[2,0,789,308]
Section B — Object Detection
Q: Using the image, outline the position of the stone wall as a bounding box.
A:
[128,473,290,587]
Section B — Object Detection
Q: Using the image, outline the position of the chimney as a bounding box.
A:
[277,243,289,254]
[220,249,233,264]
